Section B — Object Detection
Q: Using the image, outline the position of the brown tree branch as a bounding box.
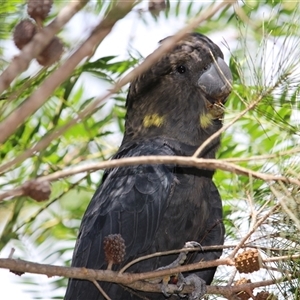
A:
[0,0,235,174]
[0,256,233,286]
[0,0,138,144]
[1,154,299,202]
[0,255,296,297]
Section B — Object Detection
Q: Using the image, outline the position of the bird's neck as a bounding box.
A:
[122,113,222,159]
[123,91,223,158]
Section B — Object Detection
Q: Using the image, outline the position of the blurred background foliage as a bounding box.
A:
[0,0,300,299]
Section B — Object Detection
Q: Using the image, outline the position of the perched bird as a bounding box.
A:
[65,32,232,300]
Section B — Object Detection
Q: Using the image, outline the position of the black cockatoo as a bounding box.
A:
[65,32,232,300]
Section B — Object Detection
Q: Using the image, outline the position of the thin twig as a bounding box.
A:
[91,279,111,300]
[222,147,300,163]
[119,245,203,274]
[264,253,300,263]
[227,269,237,287]
[14,176,88,232]
[228,204,281,258]
[270,185,300,231]
[246,188,258,235]
[8,248,15,259]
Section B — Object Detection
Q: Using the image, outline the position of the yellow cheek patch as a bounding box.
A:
[143,114,165,128]
[199,113,213,128]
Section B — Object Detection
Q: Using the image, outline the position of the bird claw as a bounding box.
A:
[158,242,204,298]
[184,241,202,250]
[161,280,171,297]
[161,273,207,299]
[183,274,207,300]
[161,275,184,298]
[176,273,185,292]
[168,241,202,269]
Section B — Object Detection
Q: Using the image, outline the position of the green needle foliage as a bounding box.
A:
[0,1,300,299]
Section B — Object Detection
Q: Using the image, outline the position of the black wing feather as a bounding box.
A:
[65,139,176,300]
